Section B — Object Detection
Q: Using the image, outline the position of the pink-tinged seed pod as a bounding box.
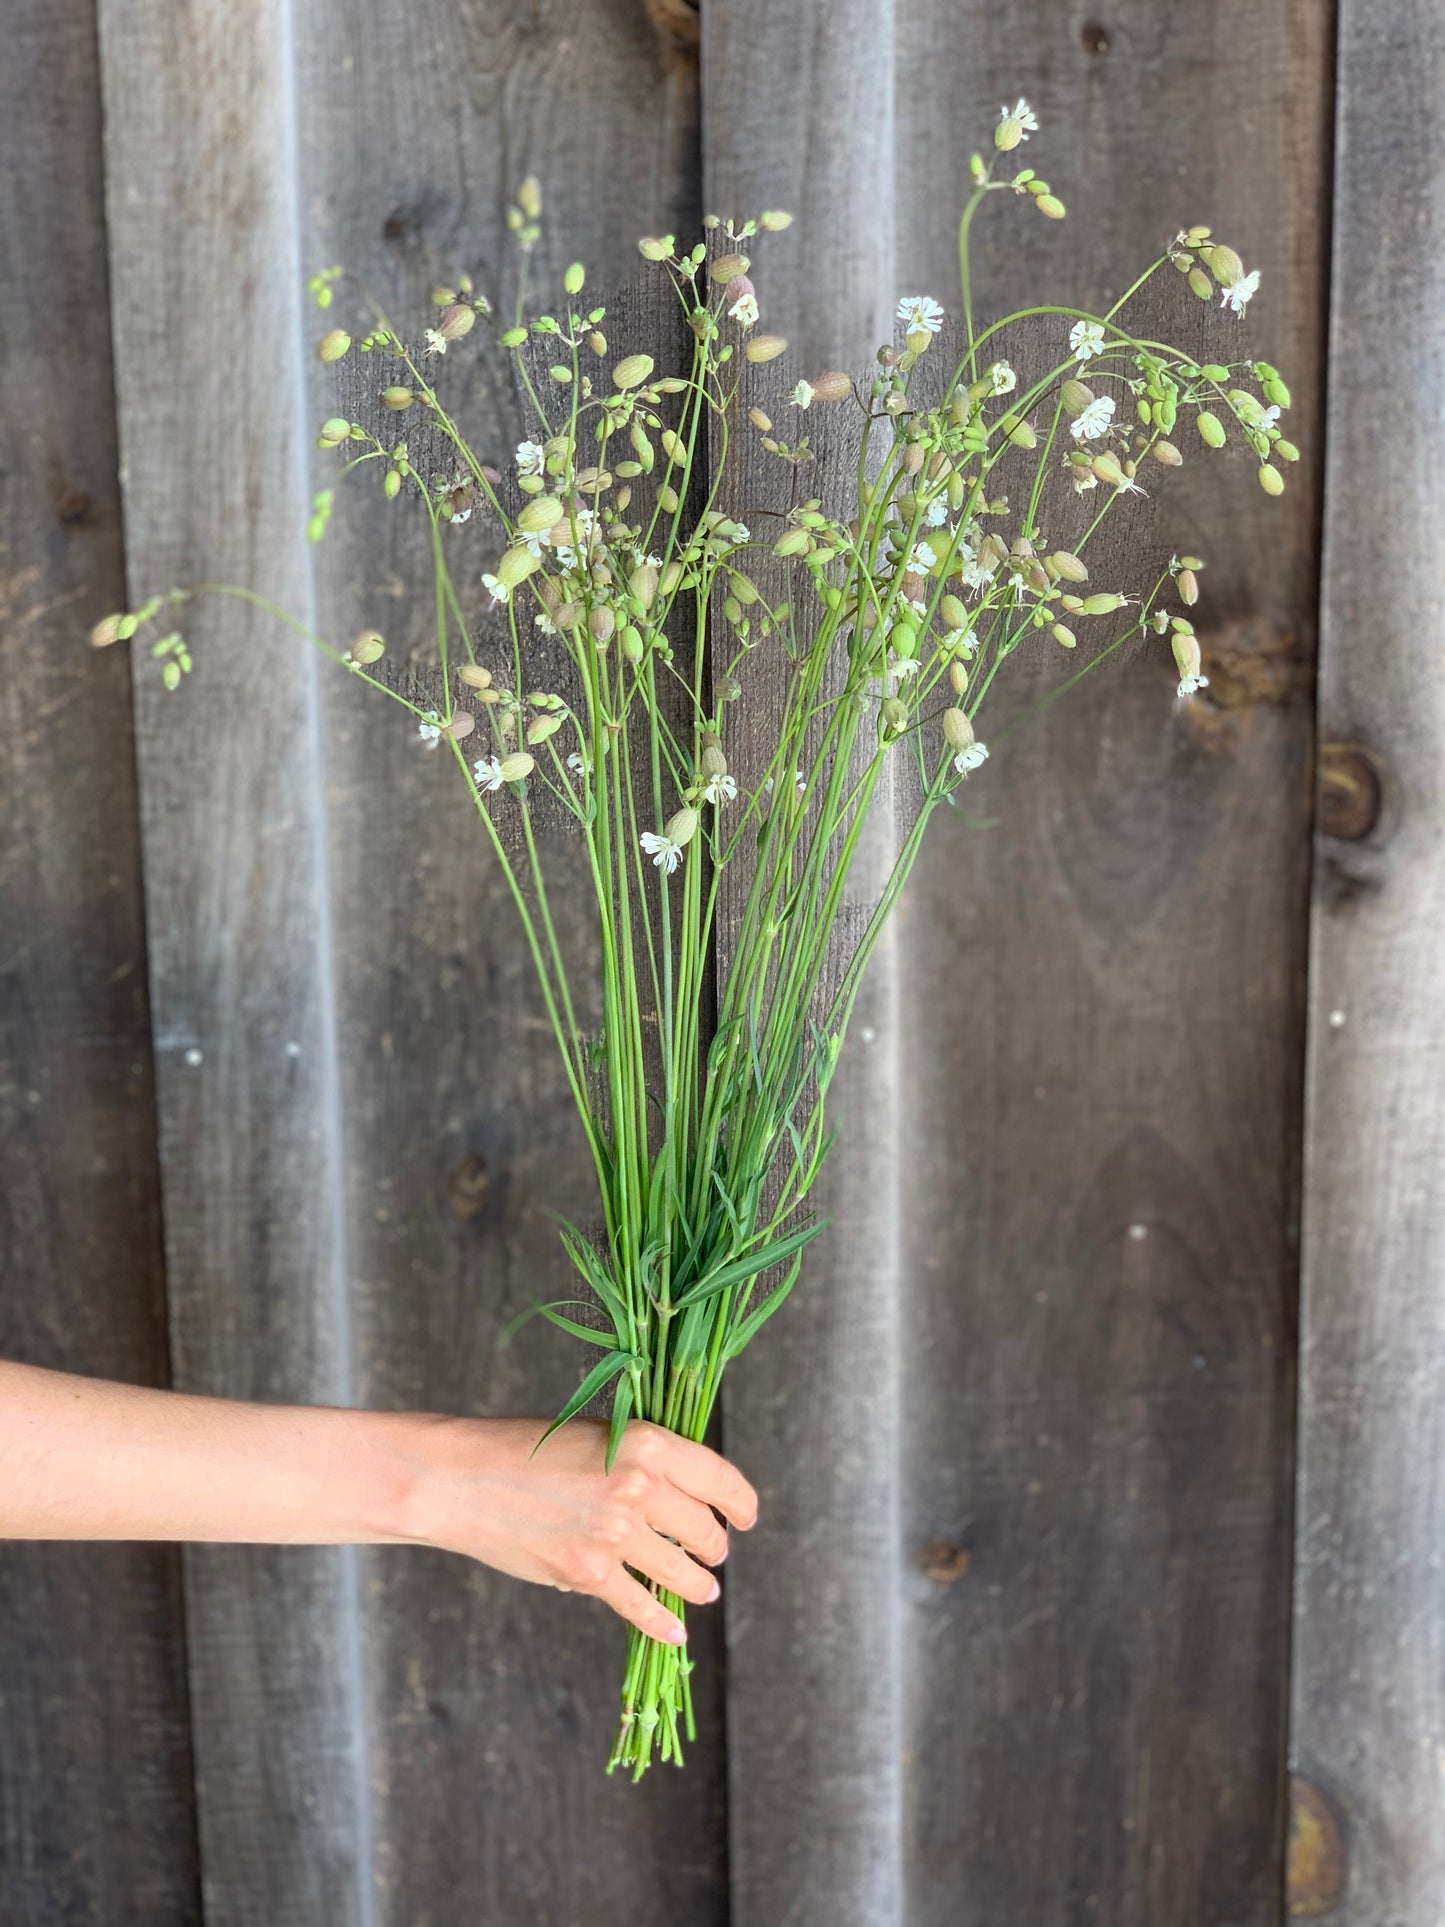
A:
[725,274,754,305]
[807,371,852,403]
[1177,568,1199,605]
[940,595,968,631]
[748,405,773,432]
[1154,441,1184,466]
[710,253,750,280]
[1172,632,1203,681]
[949,659,970,695]
[744,335,788,363]
[943,708,975,752]
[629,562,659,610]
[436,304,476,341]
[458,663,492,689]
[589,605,616,645]
[318,328,351,362]
[443,711,475,741]
[1050,550,1089,583]
[90,613,126,647]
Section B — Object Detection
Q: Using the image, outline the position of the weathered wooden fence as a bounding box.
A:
[1,0,1440,1921]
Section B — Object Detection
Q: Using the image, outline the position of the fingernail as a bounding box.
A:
[707,1577,721,1602]
[665,1620,686,1644]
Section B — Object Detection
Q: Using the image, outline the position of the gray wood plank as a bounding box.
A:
[0,2,200,1921]
[891,5,1330,1923]
[96,1,376,1918]
[1291,3,1445,1920]
[291,0,728,1891]
[701,8,909,1923]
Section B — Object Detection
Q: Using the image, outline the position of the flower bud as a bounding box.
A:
[383,469,402,500]
[1187,268,1213,301]
[346,630,386,666]
[665,806,699,848]
[744,334,788,363]
[1258,464,1284,497]
[564,262,585,295]
[1177,568,1199,605]
[1049,550,1089,583]
[1196,412,1227,448]
[759,210,793,230]
[639,236,671,262]
[458,663,492,689]
[890,619,919,661]
[381,386,414,410]
[317,328,351,362]
[498,752,534,782]
[1035,195,1066,219]
[518,495,564,533]
[1052,624,1076,649]
[612,353,654,390]
[437,304,476,341]
[1061,379,1094,417]
[949,659,970,694]
[943,707,975,751]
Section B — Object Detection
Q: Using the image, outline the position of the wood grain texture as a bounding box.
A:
[97,1,377,1918]
[892,4,1329,1923]
[1291,2,1445,1920]
[292,6,723,1910]
[0,2,200,1920]
[702,8,908,1923]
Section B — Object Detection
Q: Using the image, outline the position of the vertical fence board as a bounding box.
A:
[290,4,725,1918]
[97,1,375,1918]
[701,8,907,1923]
[0,3,200,1920]
[892,5,1330,1923]
[1291,3,1445,1920]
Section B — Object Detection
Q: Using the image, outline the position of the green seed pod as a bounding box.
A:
[628,563,659,610]
[629,420,655,471]
[1177,568,1199,605]
[1203,243,1245,288]
[1036,195,1066,219]
[942,707,975,752]
[526,713,563,744]
[1081,592,1125,616]
[588,331,607,357]
[1136,397,1152,426]
[890,619,919,661]
[1200,363,1230,382]
[347,630,386,666]
[1196,411,1227,448]
[717,674,742,702]
[638,236,671,262]
[660,428,686,464]
[1188,268,1213,301]
[759,210,793,231]
[1061,379,1094,417]
[612,353,654,390]
[948,659,969,695]
[516,176,542,219]
[381,387,414,411]
[1060,593,1084,614]
[665,806,699,848]
[749,406,773,432]
[1258,464,1285,497]
[1091,452,1127,488]
[710,252,750,279]
[499,326,527,348]
[1172,632,1203,682]
[701,743,728,781]
[1008,418,1038,449]
[774,527,810,557]
[882,696,909,736]
[458,663,491,689]
[723,596,743,625]
[383,469,402,500]
[494,545,539,590]
[1179,555,1205,571]
[744,334,788,363]
[319,416,351,444]
[940,594,968,631]
[317,328,351,362]
[1153,440,1184,466]
[1050,550,1089,584]
[548,365,572,384]
[564,262,585,295]
[728,570,760,605]
[1263,376,1291,409]
[1051,624,1077,649]
[1275,439,1300,463]
[588,604,616,645]
[517,495,564,533]
[1187,224,1212,244]
[498,752,534,782]
[660,560,684,597]
[658,484,680,515]
[437,304,476,342]
[90,613,125,647]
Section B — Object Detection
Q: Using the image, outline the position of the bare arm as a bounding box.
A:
[0,1360,756,1644]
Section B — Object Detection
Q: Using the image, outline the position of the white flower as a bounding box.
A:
[941,627,977,656]
[418,711,442,747]
[1071,467,1099,494]
[515,440,546,477]
[1069,320,1105,362]
[795,767,806,796]
[998,98,1038,138]
[887,649,920,680]
[728,291,759,328]
[424,329,447,356]
[640,829,684,874]
[924,495,949,528]
[907,540,937,572]
[897,295,945,336]
[1220,270,1260,315]
[791,380,815,410]
[700,770,738,805]
[566,751,589,776]
[1071,394,1116,441]
[954,741,989,774]
[1177,672,1210,699]
[988,360,1017,396]
[482,573,508,604]
[474,755,506,790]
[534,611,558,636]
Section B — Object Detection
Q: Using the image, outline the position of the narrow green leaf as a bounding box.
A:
[673,1215,830,1308]
[534,1350,642,1455]
[723,1252,805,1360]
[501,1297,617,1348]
[604,1371,635,1471]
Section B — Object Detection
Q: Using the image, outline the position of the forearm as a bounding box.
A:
[0,1360,425,1546]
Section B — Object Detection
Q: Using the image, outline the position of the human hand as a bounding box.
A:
[402,1416,758,1644]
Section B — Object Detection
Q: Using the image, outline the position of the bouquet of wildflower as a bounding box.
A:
[94,99,1294,1777]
